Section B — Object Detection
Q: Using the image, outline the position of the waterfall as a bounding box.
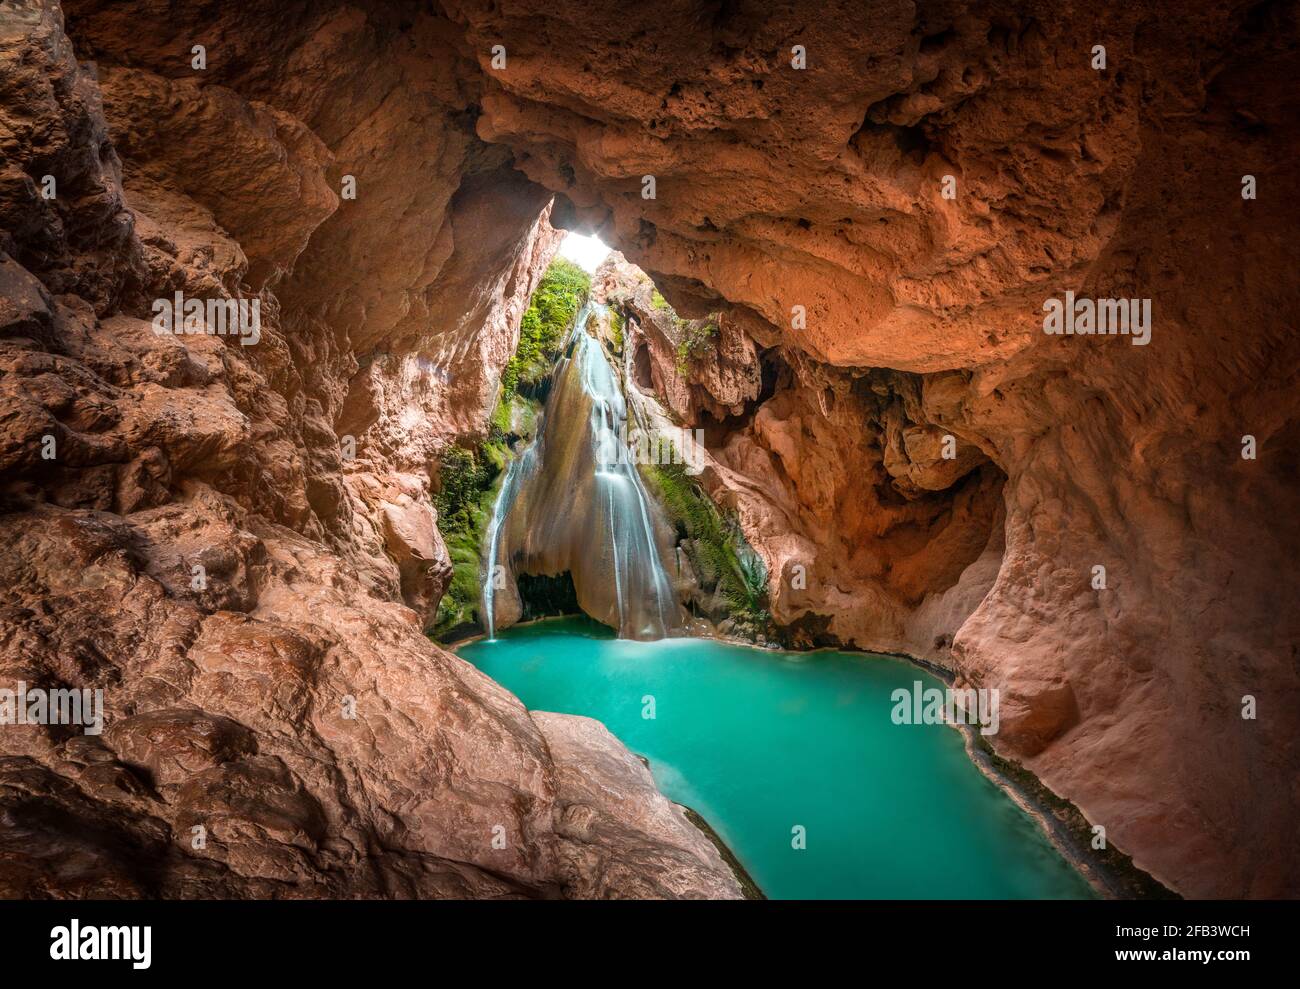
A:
[481,439,535,640]
[481,303,682,640]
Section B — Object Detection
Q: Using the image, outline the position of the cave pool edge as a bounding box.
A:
[456,615,1101,901]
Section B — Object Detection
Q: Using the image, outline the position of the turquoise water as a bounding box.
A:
[459,617,1095,900]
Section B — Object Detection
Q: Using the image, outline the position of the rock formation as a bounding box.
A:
[594,251,762,424]
[1,0,1297,899]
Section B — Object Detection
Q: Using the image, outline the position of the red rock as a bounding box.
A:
[0,0,1294,901]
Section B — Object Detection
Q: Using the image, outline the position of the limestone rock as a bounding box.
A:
[0,0,1294,901]
[534,712,743,899]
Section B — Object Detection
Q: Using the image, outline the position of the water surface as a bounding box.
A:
[460,617,1094,899]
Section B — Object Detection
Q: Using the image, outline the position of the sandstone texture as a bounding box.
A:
[534,712,741,899]
[1,0,1297,900]
[594,250,761,424]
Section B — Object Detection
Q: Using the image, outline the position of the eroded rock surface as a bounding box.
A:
[534,712,742,899]
[594,250,761,424]
[2,0,1297,900]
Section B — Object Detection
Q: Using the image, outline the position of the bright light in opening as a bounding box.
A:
[558,231,611,273]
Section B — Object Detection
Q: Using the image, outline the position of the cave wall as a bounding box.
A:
[597,250,1005,651]
[1,0,1296,900]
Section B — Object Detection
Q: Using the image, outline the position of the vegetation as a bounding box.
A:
[430,259,749,641]
[608,307,625,355]
[674,316,719,375]
[431,443,501,638]
[644,458,770,634]
[432,257,590,639]
[489,394,513,438]
[502,257,590,397]
[434,445,493,536]
[641,282,718,376]
[432,390,538,638]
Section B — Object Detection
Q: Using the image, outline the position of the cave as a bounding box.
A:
[0,0,1297,919]
[632,340,654,391]
[515,571,582,621]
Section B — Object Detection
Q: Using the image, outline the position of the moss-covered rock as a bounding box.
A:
[431,444,498,638]
[674,316,718,375]
[502,257,591,398]
[608,306,625,355]
[643,458,770,637]
[431,390,541,639]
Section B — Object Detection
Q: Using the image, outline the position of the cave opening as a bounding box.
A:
[632,340,654,390]
[516,571,582,621]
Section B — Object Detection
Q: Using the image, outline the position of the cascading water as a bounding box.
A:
[481,303,682,640]
[481,440,534,640]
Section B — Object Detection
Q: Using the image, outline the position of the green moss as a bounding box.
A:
[432,445,502,636]
[645,286,718,375]
[438,521,490,634]
[502,258,590,398]
[674,317,719,376]
[608,307,625,355]
[644,458,769,633]
[434,446,492,536]
[431,262,585,640]
[431,390,547,639]
[489,394,512,436]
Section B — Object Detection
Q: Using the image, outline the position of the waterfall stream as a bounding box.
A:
[482,303,681,640]
[481,439,533,640]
